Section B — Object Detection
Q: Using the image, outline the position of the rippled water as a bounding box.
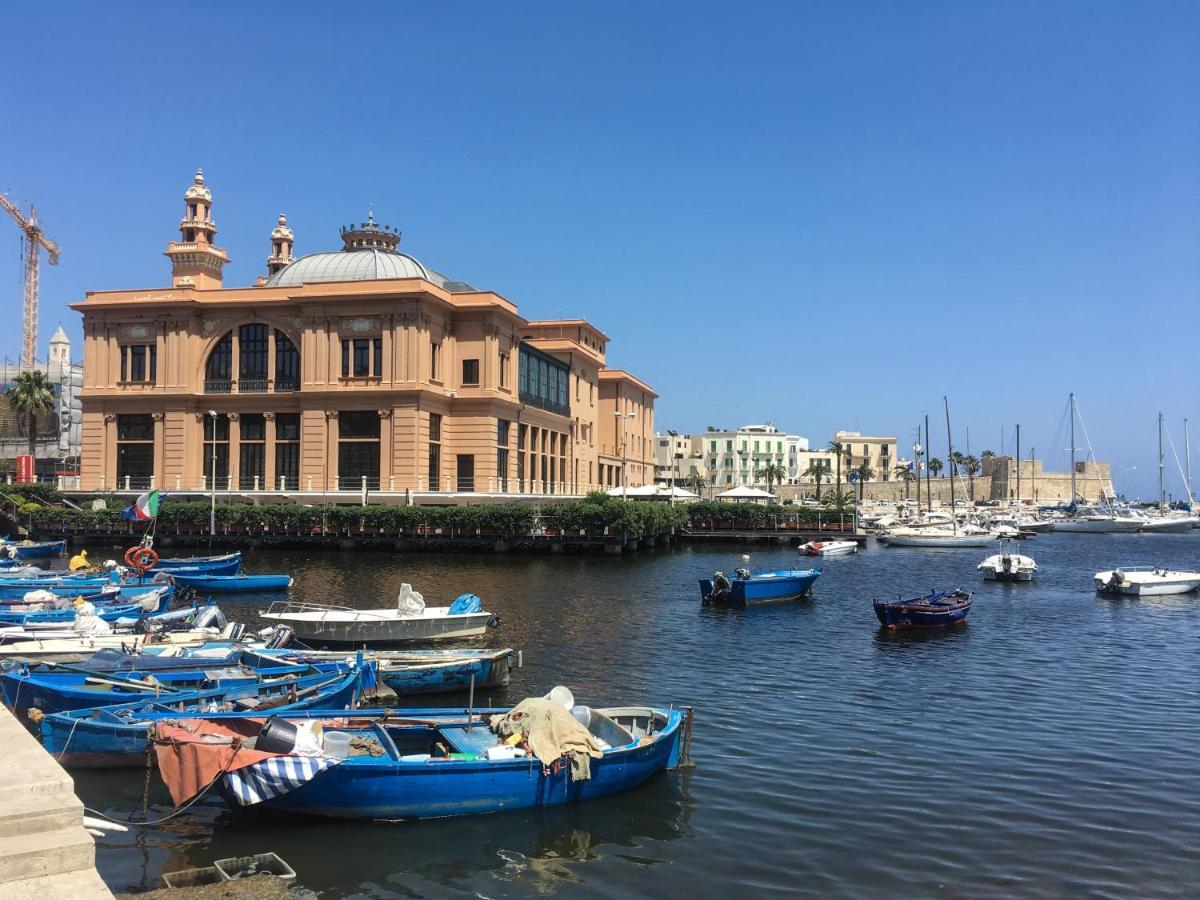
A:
[77,532,1200,897]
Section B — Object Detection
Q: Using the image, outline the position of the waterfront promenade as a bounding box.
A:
[0,705,111,898]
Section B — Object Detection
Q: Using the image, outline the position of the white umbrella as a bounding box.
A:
[715,485,774,503]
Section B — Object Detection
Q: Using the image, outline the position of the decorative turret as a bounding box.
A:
[266,213,296,276]
[339,207,400,252]
[164,169,229,289]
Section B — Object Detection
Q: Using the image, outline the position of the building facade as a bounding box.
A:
[0,327,82,479]
[696,424,808,489]
[834,431,899,481]
[73,171,655,495]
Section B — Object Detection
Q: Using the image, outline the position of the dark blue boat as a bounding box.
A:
[154,704,686,820]
[167,572,292,593]
[40,665,369,767]
[0,585,174,627]
[247,647,514,695]
[3,540,67,560]
[153,553,242,575]
[873,589,973,630]
[699,567,821,604]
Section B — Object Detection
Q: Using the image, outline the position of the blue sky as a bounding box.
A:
[3,2,1198,497]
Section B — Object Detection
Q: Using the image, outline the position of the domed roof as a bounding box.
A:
[265,247,449,288]
[184,169,212,201]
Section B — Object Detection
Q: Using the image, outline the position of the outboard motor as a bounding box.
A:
[707,570,732,602]
[192,605,227,631]
[263,625,294,649]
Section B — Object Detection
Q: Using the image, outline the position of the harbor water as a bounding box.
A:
[78,532,1200,897]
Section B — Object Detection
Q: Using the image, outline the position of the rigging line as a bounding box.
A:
[1163,426,1194,505]
[1071,397,1110,503]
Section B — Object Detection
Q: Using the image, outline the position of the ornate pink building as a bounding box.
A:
[73,171,655,496]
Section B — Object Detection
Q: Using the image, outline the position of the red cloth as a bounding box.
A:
[154,719,279,806]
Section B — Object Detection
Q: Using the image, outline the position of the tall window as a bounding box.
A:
[456,454,475,493]
[337,411,380,490]
[239,414,266,489]
[120,345,156,383]
[275,413,300,490]
[205,333,232,392]
[238,324,269,391]
[517,423,526,491]
[517,344,569,416]
[428,412,442,491]
[497,419,510,492]
[202,414,230,487]
[341,338,382,378]
[430,341,441,381]
[275,330,299,392]
[499,351,508,389]
[116,415,154,488]
[462,358,479,386]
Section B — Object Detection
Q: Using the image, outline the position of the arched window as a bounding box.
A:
[275,330,300,392]
[238,324,269,391]
[204,333,232,393]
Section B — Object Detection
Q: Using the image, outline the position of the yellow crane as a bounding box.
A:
[0,194,60,367]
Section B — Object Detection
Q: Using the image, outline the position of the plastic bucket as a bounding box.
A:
[256,719,298,754]
[323,730,351,759]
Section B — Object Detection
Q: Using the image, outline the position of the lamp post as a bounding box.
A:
[207,410,218,540]
[614,409,636,497]
[667,430,679,505]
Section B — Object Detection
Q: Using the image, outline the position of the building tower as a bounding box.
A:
[266,213,295,276]
[163,169,229,289]
[48,325,70,368]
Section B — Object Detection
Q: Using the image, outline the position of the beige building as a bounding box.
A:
[834,431,899,481]
[983,456,1114,503]
[73,171,655,496]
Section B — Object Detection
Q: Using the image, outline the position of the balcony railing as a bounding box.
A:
[204,379,232,393]
[275,377,300,393]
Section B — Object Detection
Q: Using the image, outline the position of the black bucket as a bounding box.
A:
[256,718,298,754]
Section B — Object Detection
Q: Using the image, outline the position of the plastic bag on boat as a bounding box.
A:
[396,584,425,615]
[136,591,162,613]
[448,593,482,615]
[21,589,61,609]
[73,602,113,635]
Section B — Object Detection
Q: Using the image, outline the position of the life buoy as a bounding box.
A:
[125,546,158,572]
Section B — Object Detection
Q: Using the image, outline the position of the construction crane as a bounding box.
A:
[0,194,60,368]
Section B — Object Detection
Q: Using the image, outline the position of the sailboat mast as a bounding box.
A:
[1187,418,1194,504]
[1158,412,1165,510]
[924,414,932,514]
[914,424,922,509]
[1069,393,1077,505]
[944,396,957,534]
[1015,423,1021,505]
[1031,446,1036,504]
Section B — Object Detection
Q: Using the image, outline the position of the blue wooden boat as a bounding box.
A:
[168,572,293,593]
[3,540,67,560]
[247,647,514,695]
[154,704,686,820]
[699,567,821,604]
[0,586,174,627]
[0,656,342,717]
[153,553,242,575]
[873,589,973,630]
[39,666,369,767]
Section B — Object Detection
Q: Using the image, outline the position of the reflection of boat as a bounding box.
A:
[40,665,368,767]
[978,541,1037,582]
[154,704,687,820]
[167,573,293,593]
[1093,567,1200,596]
[259,587,492,644]
[699,567,821,604]
[799,540,857,557]
[873,589,973,629]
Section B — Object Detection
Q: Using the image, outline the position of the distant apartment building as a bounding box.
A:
[834,431,899,481]
[669,424,809,489]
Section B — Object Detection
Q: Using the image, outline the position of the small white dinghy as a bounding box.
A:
[799,540,858,557]
[258,584,493,644]
[1093,567,1200,597]
[977,541,1037,582]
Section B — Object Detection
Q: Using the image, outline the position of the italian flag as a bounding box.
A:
[128,489,161,520]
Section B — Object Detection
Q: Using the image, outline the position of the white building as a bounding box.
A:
[696,424,808,490]
[0,327,83,479]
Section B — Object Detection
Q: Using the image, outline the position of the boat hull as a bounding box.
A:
[169,573,292,592]
[882,534,992,548]
[258,611,493,644]
[154,553,243,575]
[699,569,821,604]
[6,542,66,560]
[980,569,1035,582]
[873,593,973,629]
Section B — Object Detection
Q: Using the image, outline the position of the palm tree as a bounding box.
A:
[950,450,965,477]
[928,457,944,478]
[803,461,827,502]
[981,449,995,459]
[755,462,787,494]
[853,463,875,505]
[827,441,847,502]
[893,464,916,499]
[685,472,706,495]
[962,454,980,501]
[5,370,55,465]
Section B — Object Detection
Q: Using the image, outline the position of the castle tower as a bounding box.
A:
[266,213,296,276]
[48,325,70,367]
[163,169,230,289]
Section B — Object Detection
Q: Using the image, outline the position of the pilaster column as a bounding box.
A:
[264,412,276,490]
[325,411,338,491]
[378,409,393,488]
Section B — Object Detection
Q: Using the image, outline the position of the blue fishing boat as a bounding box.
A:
[40,666,369,767]
[168,572,292,593]
[873,589,973,630]
[2,540,67,560]
[247,647,514,695]
[0,585,174,627]
[153,703,687,820]
[0,656,340,717]
[153,553,242,575]
[699,566,821,604]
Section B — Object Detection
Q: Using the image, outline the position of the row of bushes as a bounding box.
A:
[685,501,852,529]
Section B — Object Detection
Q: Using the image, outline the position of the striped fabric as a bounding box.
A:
[225,755,341,806]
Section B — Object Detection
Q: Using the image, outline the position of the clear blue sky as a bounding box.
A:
[3,2,1198,497]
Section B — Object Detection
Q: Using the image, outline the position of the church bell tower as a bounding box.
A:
[164,169,230,289]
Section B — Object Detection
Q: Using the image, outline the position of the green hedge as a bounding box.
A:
[684,501,850,529]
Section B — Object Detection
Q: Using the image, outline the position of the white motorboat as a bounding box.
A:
[1135,514,1200,534]
[880,526,994,548]
[1052,508,1144,533]
[977,542,1038,582]
[1094,567,1200,596]
[799,540,858,557]
[0,628,226,660]
[258,584,493,644]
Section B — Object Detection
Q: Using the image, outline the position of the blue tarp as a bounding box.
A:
[448,593,482,615]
